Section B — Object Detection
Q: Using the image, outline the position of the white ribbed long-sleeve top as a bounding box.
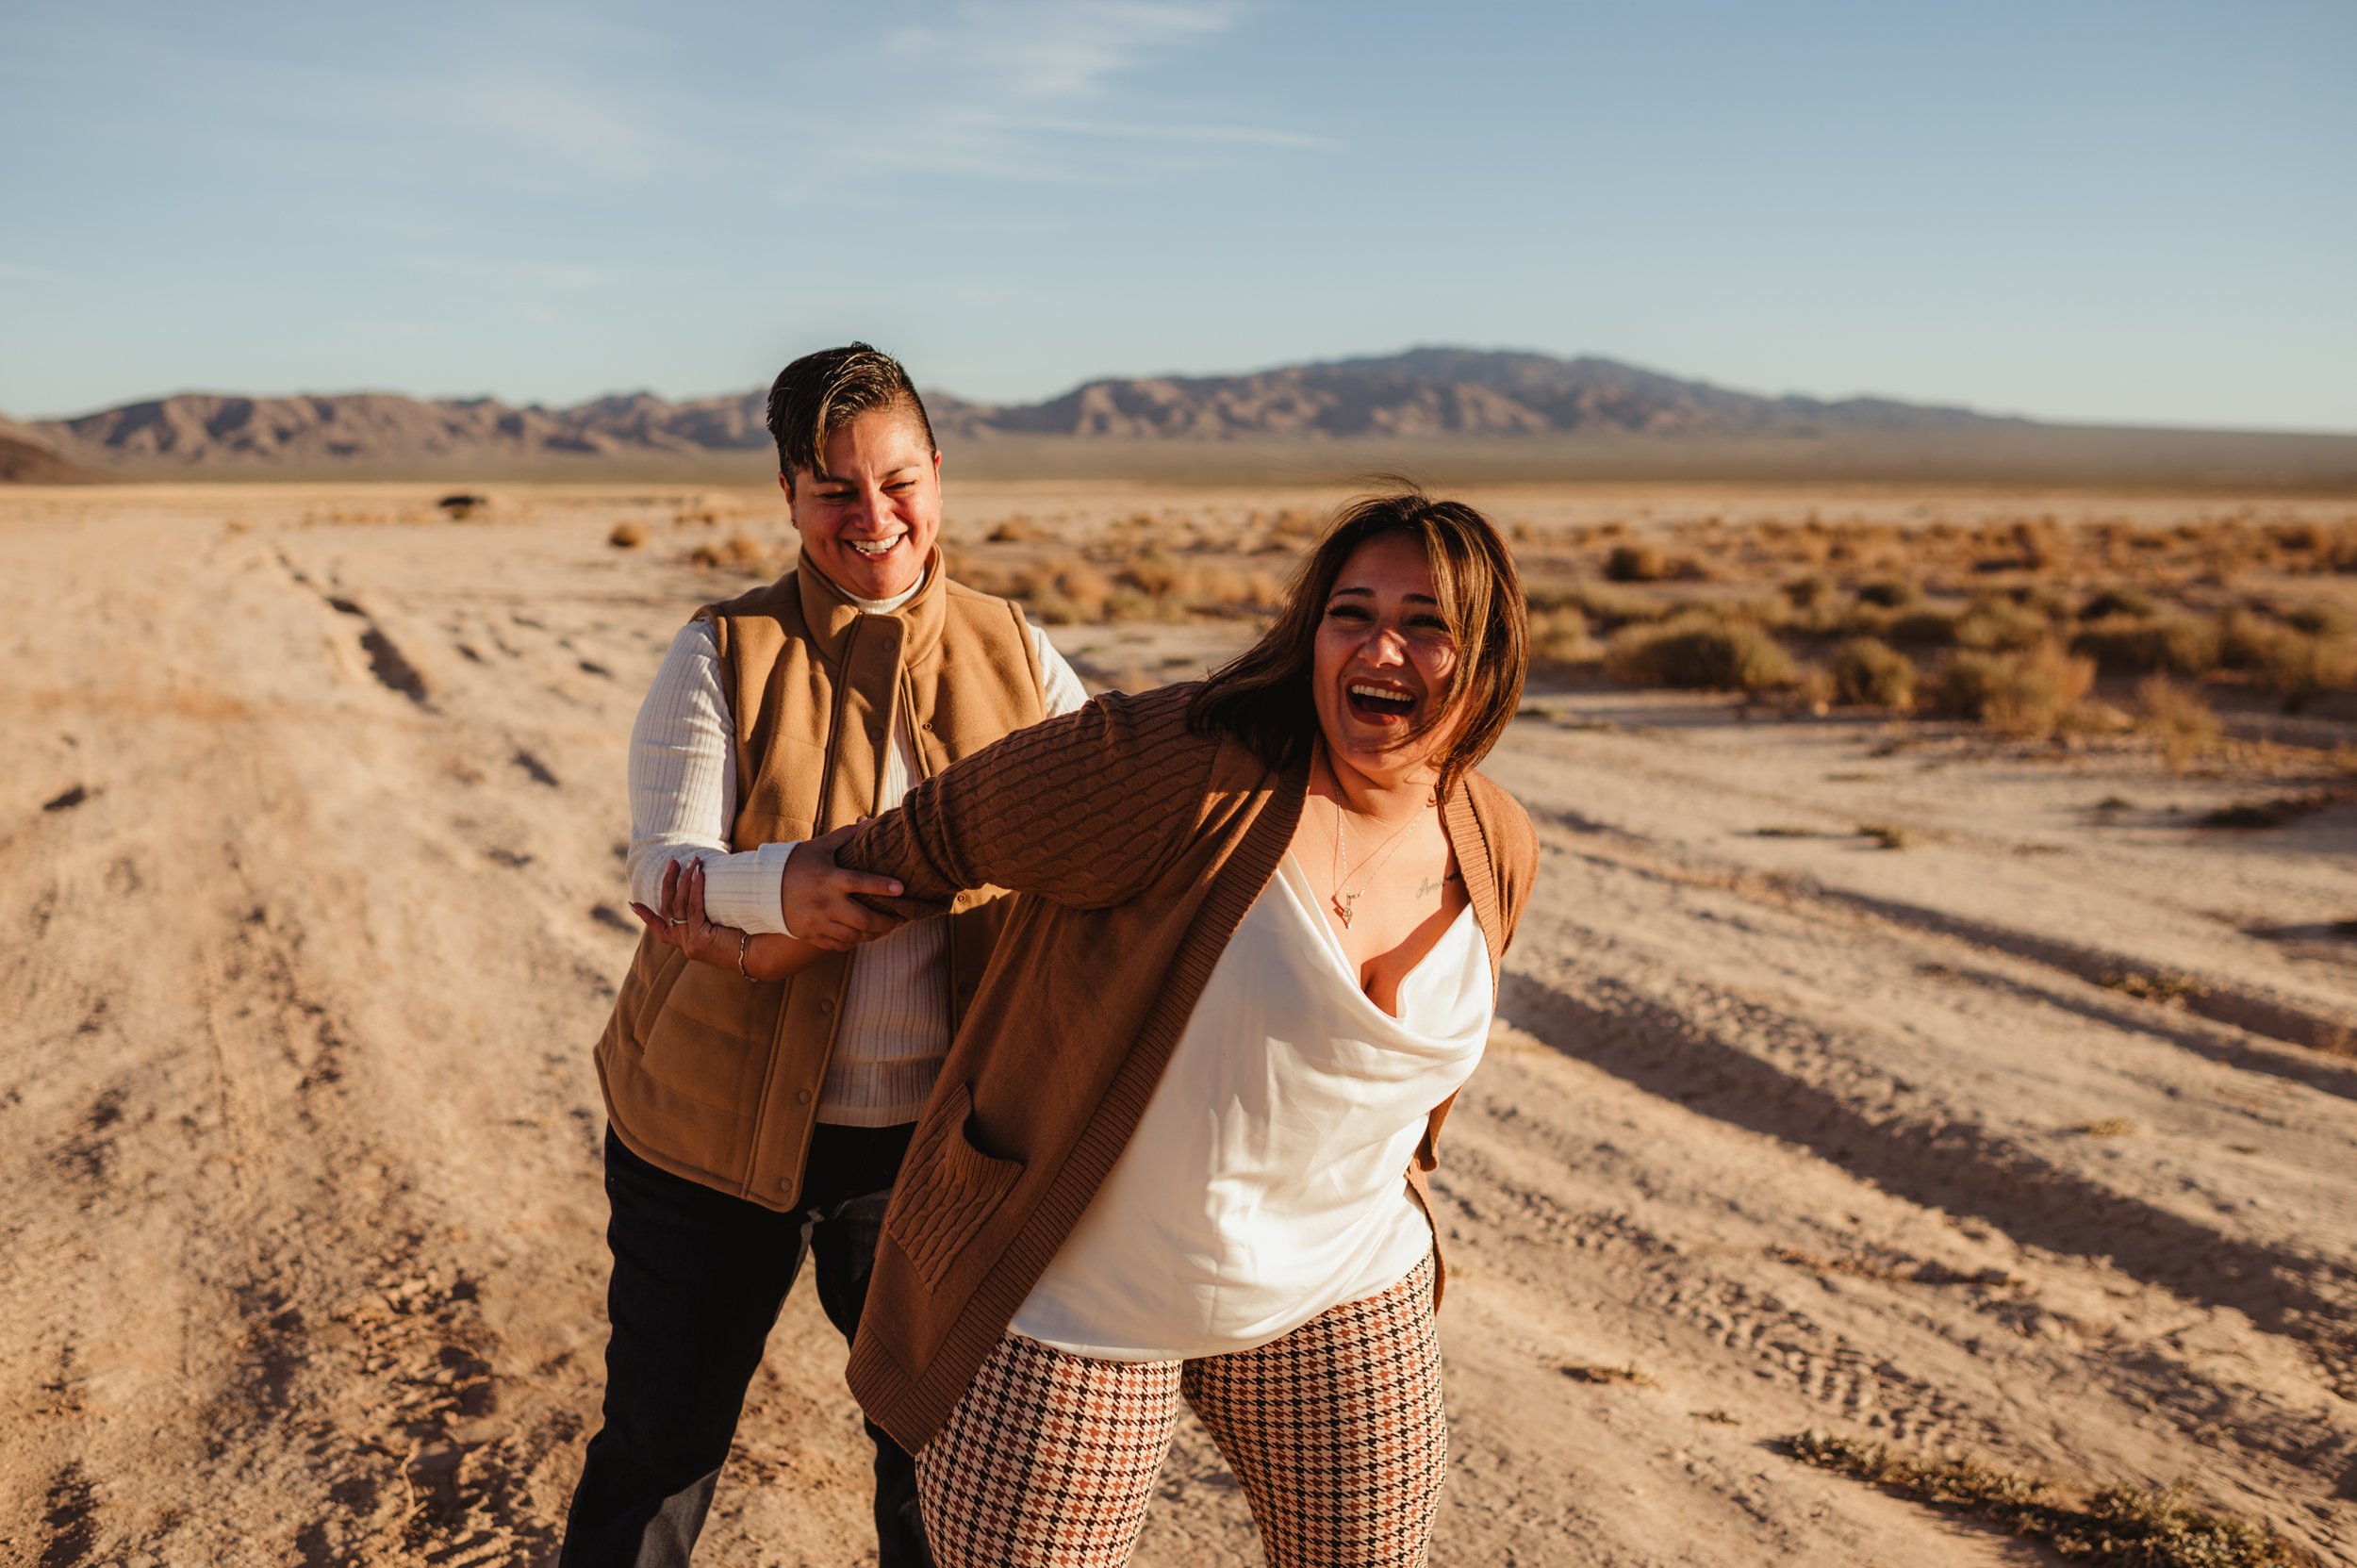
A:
[625,579,1087,1126]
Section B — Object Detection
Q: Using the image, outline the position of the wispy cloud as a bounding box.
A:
[987,113,1343,152]
[880,1,1240,100]
[399,256,627,292]
[774,1,1336,200]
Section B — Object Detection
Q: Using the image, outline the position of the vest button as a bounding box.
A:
[797,1089,813,1104]
[778,1179,795,1195]
[816,998,834,1015]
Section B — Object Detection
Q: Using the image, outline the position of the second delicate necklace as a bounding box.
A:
[1328,775,1420,931]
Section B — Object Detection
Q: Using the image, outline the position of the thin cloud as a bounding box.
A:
[399,256,627,292]
[881,1,1242,101]
[990,112,1343,152]
[776,0,1329,199]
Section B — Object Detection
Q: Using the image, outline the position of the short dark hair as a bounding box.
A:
[765,342,937,486]
[1188,490,1527,799]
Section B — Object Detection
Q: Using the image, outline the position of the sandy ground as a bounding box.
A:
[3,484,2353,1567]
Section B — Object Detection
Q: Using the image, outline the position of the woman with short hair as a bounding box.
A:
[644,490,1537,1566]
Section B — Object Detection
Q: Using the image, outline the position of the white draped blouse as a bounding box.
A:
[1009,850,1492,1362]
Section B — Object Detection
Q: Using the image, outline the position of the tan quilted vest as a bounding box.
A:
[594,555,1045,1210]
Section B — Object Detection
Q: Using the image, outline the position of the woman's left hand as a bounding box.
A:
[631,858,747,971]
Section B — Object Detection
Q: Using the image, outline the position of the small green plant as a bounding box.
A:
[1784,1429,2310,1567]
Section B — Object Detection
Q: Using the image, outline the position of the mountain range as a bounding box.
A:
[3,349,2010,479]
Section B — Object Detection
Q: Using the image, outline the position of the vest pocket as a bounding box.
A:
[889,1081,1024,1291]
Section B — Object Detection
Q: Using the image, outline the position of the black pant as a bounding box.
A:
[558,1124,930,1568]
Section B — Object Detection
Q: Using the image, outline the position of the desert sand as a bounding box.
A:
[3,482,2352,1566]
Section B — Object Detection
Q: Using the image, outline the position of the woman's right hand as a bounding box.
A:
[781,823,907,950]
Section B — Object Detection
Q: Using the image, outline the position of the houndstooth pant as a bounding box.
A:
[914,1252,1446,1567]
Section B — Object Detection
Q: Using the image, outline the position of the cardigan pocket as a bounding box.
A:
[889,1081,1024,1292]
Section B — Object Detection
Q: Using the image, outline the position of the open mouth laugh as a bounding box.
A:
[1344,681,1418,723]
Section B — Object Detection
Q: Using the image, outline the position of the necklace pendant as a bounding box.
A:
[1334,891,1356,929]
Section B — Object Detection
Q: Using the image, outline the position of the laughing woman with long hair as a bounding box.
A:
[643,491,1536,1566]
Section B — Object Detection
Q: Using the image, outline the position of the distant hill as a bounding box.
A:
[7,349,2351,489]
[9,349,2007,476]
[931,348,2005,440]
[19,389,772,472]
[0,418,96,483]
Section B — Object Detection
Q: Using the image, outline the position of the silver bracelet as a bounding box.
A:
[735,928,752,980]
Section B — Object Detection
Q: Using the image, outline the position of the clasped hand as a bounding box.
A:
[630,824,907,981]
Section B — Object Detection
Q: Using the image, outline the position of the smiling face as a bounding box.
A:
[1311,531,1463,783]
[781,406,942,601]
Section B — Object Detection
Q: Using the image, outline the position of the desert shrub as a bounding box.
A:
[1605,543,1671,582]
[1786,1429,2310,1568]
[1121,545,1192,599]
[1794,663,1838,711]
[2208,609,2354,689]
[1928,642,2095,738]
[1953,598,2053,652]
[2134,674,2221,771]
[1856,579,1920,610]
[1827,638,1918,710]
[1020,557,1115,622]
[1882,607,1960,646]
[1529,605,1600,672]
[1605,608,1796,692]
[2078,586,2156,620]
[985,514,1047,543]
[608,520,647,550]
[1787,595,1862,638]
[2071,614,2221,677]
[2284,602,2352,637]
[1785,572,1838,609]
[1558,583,1673,629]
[2214,607,2289,671]
[688,533,787,577]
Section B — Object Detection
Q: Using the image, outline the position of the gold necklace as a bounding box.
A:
[1327,780,1421,931]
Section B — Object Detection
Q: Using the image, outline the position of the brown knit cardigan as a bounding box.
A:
[833,680,1539,1452]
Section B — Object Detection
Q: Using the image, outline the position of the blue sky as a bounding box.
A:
[3,1,2352,428]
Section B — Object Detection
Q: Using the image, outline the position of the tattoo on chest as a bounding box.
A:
[1414,871,1463,900]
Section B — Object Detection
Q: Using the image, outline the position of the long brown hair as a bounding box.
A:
[1188,490,1527,797]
